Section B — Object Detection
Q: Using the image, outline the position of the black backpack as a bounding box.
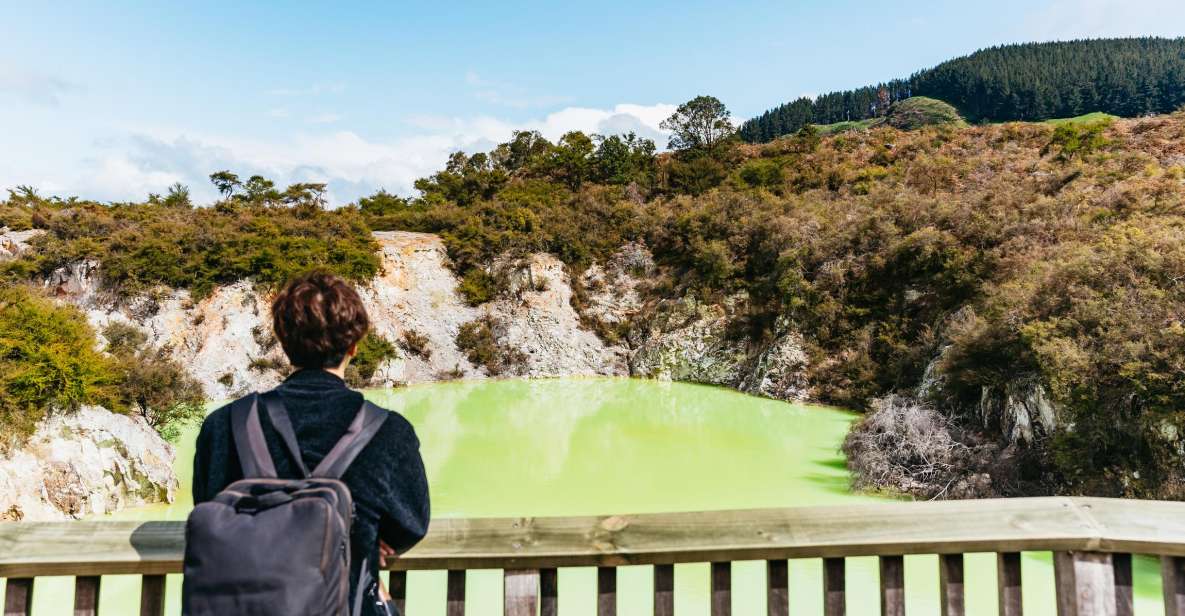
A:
[182,391,388,616]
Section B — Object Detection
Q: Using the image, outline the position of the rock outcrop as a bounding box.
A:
[629,295,810,401]
[49,231,639,397]
[0,406,177,521]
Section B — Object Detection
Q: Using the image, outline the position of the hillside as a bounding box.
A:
[5,106,1185,501]
[740,37,1185,142]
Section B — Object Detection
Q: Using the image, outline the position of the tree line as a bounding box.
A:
[740,37,1185,142]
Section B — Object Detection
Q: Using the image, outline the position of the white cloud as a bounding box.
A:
[0,70,81,107]
[306,112,341,124]
[8,102,676,205]
[464,71,572,109]
[1023,0,1185,40]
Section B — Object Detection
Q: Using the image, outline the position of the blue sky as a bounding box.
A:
[2,0,1184,204]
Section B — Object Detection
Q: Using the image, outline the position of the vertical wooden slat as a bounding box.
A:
[541,567,558,616]
[504,569,539,616]
[654,564,674,616]
[711,562,731,616]
[446,570,465,616]
[598,566,617,616]
[1164,556,1185,616]
[939,554,965,616]
[390,570,407,616]
[139,574,165,616]
[997,552,1023,616]
[74,575,101,616]
[1112,553,1133,616]
[767,560,789,616]
[824,557,846,616]
[3,578,33,616]
[880,555,905,616]
[1053,551,1117,616]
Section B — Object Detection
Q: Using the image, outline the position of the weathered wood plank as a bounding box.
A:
[824,557,845,616]
[767,560,788,616]
[390,570,407,616]
[1162,556,1185,616]
[997,552,1022,616]
[711,561,731,616]
[1112,553,1132,616]
[938,553,965,616]
[654,563,674,616]
[139,574,165,616]
[540,567,557,616]
[880,555,904,616]
[598,566,616,616]
[1053,551,1116,616]
[5,498,1185,575]
[3,578,32,616]
[73,575,101,616]
[504,569,539,616]
[446,569,465,616]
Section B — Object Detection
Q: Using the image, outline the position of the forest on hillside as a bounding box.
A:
[740,37,1185,142]
[4,96,1185,501]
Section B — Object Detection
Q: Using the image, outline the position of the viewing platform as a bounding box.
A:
[3,497,1185,615]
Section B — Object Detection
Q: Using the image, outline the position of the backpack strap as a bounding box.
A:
[259,390,310,478]
[312,401,389,479]
[230,394,278,479]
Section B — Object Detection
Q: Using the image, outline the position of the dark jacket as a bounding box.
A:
[192,369,430,615]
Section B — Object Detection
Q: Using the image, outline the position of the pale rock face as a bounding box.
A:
[580,242,654,326]
[47,231,635,395]
[357,231,482,384]
[740,327,810,401]
[0,406,176,521]
[482,253,628,377]
[0,227,44,261]
[979,379,1059,445]
[629,295,751,387]
[628,296,811,402]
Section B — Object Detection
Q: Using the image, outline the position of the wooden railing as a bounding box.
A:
[4,497,1185,615]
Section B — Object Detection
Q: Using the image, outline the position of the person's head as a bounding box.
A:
[271,270,370,373]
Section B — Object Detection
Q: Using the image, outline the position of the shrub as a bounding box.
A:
[884,97,964,130]
[1047,117,1113,159]
[0,287,121,449]
[3,177,381,298]
[345,333,399,388]
[456,317,525,376]
[399,329,431,359]
[110,344,206,442]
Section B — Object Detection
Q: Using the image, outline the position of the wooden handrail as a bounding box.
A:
[3,497,1185,576]
[4,497,1185,615]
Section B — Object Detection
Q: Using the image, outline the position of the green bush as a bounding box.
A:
[884,97,964,130]
[1047,117,1113,159]
[0,286,121,448]
[2,176,381,298]
[346,332,400,388]
[456,317,524,376]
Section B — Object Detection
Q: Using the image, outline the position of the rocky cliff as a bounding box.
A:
[1,228,814,518]
[0,405,177,521]
[38,230,811,402]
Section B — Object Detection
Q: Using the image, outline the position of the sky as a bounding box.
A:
[2,0,1184,205]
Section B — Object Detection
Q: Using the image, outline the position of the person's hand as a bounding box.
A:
[379,540,397,567]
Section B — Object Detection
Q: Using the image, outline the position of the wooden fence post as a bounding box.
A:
[1053,551,1116,616]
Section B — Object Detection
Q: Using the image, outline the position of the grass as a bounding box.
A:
[1043,112,1120,126]
[811,118,882,135]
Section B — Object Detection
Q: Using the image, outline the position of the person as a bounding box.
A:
[192,270,430,615]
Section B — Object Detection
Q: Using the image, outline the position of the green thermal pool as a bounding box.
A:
[8,378,1166,614]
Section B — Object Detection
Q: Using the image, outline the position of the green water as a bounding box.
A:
[11,378,1165,614]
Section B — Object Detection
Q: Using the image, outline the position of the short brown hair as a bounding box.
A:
[271,271,369,369]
